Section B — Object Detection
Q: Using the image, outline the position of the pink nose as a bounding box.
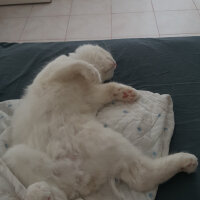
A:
[113,62,117,69]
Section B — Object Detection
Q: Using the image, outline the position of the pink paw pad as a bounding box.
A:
[113,86,138,102]
[123,92,129,98]
[122,90,136,100]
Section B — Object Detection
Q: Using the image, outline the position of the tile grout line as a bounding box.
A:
[24,13,114,17]
[19,39,65,42]
[112,9,198,15]
[65,0,73,41]
[151,0,160,37]
[18,5,33,42]
[192,0,198,10]
[192,0,200,17]
[2,9,199,20]
[19,14,71,18]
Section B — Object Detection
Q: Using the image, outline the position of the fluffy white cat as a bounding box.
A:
[2,45,198,200]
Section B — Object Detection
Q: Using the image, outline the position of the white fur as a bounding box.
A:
[2,45,198,200]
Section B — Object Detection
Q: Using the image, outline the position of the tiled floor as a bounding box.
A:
[1,0,200,42]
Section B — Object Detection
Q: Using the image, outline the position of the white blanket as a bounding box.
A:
[0,90,174,200]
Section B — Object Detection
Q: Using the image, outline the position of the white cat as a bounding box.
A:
[2,45,198,200]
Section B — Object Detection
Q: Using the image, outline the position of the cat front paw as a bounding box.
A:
[179,153,198,173]
[26,182,54,200]
[113,85,139,102]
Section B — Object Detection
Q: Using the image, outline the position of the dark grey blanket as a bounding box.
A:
[0,37,200,199]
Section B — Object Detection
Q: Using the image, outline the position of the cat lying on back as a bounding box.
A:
[2,45,198,200]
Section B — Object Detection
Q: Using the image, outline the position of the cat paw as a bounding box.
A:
[26,182,54,200]
[113,85,139,102]
[180,153,198,173]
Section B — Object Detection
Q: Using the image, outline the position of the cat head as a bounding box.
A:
[69,44,116,82]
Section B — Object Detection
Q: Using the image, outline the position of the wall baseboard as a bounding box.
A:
[0,0,51,6]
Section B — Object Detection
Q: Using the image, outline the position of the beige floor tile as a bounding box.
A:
[71,0,111,15]
[0,18,26,41]
[112,12,158,37]
[193,0,200,9]
[112,0,153,13]
[1,1,199,43]
[0,5,32,18]
[30,0,72,17]
[152,0,196,11]
[21,16,69,40]
[67,14,111,39]
[156,10,200,35]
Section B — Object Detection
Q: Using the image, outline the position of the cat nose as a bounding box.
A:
[113,62,117,69]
